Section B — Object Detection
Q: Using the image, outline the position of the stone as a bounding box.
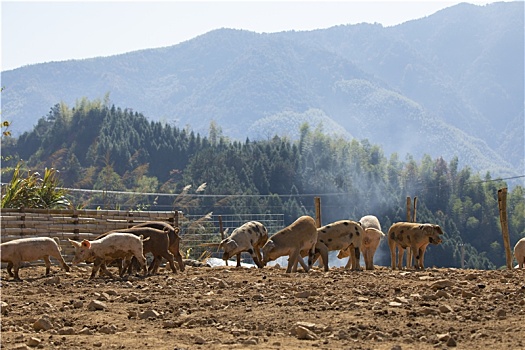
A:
[87,300,107,311]
[293,325,318,340]
[1,301,9,315]
[99,325,117,334]
[33,317,53,331]
[139,309,160,319]
[430,279,454,290]
[57,327,75,335]
[78,327,93,335]
[26,337,42,347]
[439,304,454,313]
[43,276,60,285]
[447,337,457,347]
[295,291,311,298]
[194,336,206,344]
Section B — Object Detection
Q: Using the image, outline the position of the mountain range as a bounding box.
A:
[2,1,523,179]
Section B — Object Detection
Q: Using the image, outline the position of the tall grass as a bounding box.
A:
[1,162,70,209]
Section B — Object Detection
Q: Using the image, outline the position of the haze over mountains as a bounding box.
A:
[2,2,523,179]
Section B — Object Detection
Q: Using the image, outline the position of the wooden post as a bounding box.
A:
[497,188,513,269]
[219,215,225,240]
[19,206,27,231]
[218,215,226,266]
[460,244,465,269]
[314,197,322,228]
[127,210,134,228]
[72,209,79,240]
[406,197,411,222]
[413,197,418,222]
[168,211,175,226]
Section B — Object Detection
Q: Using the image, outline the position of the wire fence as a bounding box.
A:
[0,208,284,265]
[180,213,284,264]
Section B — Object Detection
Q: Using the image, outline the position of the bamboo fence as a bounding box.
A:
[0,208,180,264]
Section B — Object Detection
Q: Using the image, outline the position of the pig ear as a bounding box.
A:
[68,239,81,248]
[81,240,91,248]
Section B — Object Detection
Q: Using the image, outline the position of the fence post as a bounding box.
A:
[218,215,226,266]
[406,197,411,222]
[219,215,225,240]
[19,206,26,231]
[314,197,321,228]
[127,210,134,228]
[497,187,513,269]
[72,209,79,240]
[413,197,418,222]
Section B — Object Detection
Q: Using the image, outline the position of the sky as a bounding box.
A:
[1,1,495,72]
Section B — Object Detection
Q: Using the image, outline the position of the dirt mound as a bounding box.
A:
[1,264,524,349]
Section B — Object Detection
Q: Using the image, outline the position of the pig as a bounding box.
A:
[0,237,70,280]
[219,221,268,268]
[309,220,364,271]
[132,221,185,272]
[261,215,318,273]
[388,222,444,270]
[338,215,384,270]
[514,237,525,268]
[96,227,177,275]
[69,232,148,279]
[359,215,382,231]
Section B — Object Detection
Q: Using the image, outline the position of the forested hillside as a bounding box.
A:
[2,99,524,270]
[1,2,523,180]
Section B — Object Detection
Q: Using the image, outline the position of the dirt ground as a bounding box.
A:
[1,261,524,350]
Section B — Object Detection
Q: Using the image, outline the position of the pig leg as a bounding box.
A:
[345,246,358,271]
[6,262,14,278]
[353,246,361,271]
[296,249,311,272]
[174,251,185,272]
[51,252,70,272]
[133,254,148,277]
[90,264,100,279]
[410,244,420,269]
[12,261,22,280]
[287,249,300,273]
[418,246,426,269]
[162,252,177,273]
[362,249,369,270]
[148,257,158,274]
[254,245,264,269]
[43,256,52,275]
[397,246,405,270]
[247,248,263,268]
[344,254,353,270]
[365,249,374,270]
[314,244,329,272]
[297,256,309,272]
[310,244,318,272]
[98,263,110,277]
[91,259,112,279]
[121,258,133,277]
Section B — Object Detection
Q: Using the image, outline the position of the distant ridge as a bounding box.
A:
[1,2,523,178]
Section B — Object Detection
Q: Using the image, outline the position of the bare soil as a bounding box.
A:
[1,263,524,350]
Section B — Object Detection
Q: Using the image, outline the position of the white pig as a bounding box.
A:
[0,237,70,280]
